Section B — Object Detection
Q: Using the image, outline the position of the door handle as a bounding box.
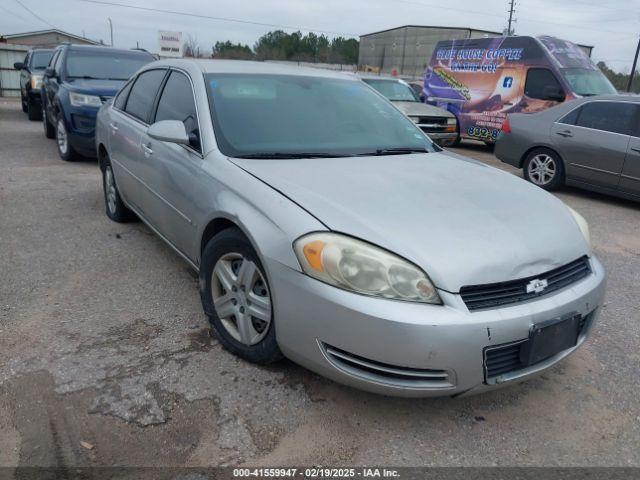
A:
[556,130,573,138]
[631,147,640,154]
[109,122,118,133]
[141,143,153,157]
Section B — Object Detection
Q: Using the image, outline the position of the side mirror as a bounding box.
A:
[44,67,56,78]
[13,62,25,70]
[147,120,189,145]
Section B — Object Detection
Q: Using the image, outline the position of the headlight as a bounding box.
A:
[446,117,457,125]
[567,206,591,247]
[293,232,442,304]
[30,74,43,89]
[69,91,102,108]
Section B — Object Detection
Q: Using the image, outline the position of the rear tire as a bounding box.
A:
[200,227,282,365]
[523,148,564,191]
[42,101,55,139]
[101,159,136,222]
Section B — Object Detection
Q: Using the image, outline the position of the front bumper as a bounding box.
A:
[270,255,605,397]
[427,131,458,146]
[65,107,100,157]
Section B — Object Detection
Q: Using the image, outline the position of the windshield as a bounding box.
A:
[65,51,153,80]
[362,79,419,102]
[205,74,436,158]
[561,68,617,96]
[31,51,53,69]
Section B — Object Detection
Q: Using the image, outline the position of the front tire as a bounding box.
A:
[102,160,136,222]
[200,228,282,364]
[21,94,28,113]
[56,114,79,161]
[523,148,564,191]
[27,99,41,121]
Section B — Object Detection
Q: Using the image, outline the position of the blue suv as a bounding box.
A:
[42,44,154,161]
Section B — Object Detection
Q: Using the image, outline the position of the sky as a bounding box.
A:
[1,0,639,72]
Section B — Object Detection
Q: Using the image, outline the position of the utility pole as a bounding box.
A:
[627,35,640,92]
[108,17,113,46]
[506,0,516,36]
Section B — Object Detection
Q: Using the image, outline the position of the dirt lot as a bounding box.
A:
[1,97,639,471]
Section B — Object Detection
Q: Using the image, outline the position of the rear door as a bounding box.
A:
[110,68,167,214]
[619,105,640,196]
[551,101,634,188]
[137,69,204,259]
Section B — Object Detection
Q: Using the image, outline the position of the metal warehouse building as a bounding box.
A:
[358,25,594,79]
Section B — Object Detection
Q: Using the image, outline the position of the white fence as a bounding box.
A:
[0,44,29,97]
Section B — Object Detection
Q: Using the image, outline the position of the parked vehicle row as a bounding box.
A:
[91,59,603,397]
[39,44,154,160]
[22,42,611,397]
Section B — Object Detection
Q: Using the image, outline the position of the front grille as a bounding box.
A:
[413,116,448,125]
[322,343,453,388]
[460,256,591,311]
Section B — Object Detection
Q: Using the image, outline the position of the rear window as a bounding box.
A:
[124,69,166,122]
[65,50,154,81]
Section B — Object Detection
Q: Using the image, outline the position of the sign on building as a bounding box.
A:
[158,31,183,58]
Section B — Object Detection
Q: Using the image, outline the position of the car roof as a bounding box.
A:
[143,59,359,80]
[59,44,153,57]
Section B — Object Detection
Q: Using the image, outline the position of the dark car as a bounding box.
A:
[495,95,640,202]
[41,44,154,161]
[14,48,54,121]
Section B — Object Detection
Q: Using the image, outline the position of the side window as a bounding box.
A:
[558,106,580,125]
[53,50,64,75]
[576,102,635,135]
[154,71,200,152]
[48,51,59,69]
[124,69,166,123]
[114,80,134,110]
[525,68,564,100]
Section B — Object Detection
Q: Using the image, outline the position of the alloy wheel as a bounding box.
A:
[211,253,271,346]
[528,153,556,186]
[57,118,68,155]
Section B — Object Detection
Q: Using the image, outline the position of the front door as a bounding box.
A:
[620,110,640,195]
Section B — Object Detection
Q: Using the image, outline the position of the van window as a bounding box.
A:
[524,68,564,100]
[575,102,636,136]
[125,69,166,122]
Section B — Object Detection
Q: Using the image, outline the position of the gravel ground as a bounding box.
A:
[1,98,639,470]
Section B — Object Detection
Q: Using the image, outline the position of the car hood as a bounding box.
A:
[230,152,590,292]
[66,78,126,97]
[393,101,454,118]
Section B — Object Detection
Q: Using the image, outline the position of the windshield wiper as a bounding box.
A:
[236,152,348,159]
[356,148,430,156]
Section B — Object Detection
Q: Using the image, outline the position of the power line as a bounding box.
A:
[76,0,360,37]
[13,0,57,29]
[0,4,29,23]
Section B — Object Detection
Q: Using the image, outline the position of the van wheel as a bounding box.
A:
[523,148,564,191]
[200,227,282,365]
[43,102,55,139]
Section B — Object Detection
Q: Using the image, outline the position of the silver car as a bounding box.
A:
[96,60,605,397]
[359,75,458,146]
[495,95,640,202]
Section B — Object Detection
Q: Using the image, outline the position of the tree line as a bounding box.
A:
[184,30,359,65]
[597,62,639,93]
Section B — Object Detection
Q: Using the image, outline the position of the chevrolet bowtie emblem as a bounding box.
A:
[526,278,548,294]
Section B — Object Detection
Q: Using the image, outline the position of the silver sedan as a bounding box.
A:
[95,59,605,397]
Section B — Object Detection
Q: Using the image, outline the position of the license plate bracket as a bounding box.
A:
[520,314,581,366]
